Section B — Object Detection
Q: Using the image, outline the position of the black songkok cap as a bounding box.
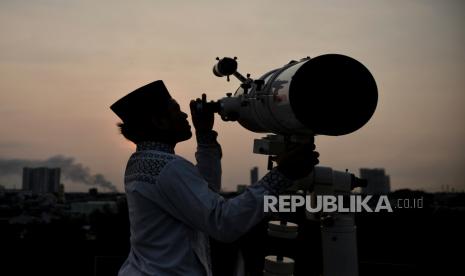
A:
[110,80,172,122]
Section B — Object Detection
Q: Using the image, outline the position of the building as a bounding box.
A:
[22,167,61,194]
[359,168,391,195]
[250,166,258,185]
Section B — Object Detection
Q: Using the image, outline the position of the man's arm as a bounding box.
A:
[154,158,292,243]
[190,96,222,192]
[195,130,222,192]
[139,142,318,243]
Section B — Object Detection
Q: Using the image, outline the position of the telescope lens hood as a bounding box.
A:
[289,54,378,136]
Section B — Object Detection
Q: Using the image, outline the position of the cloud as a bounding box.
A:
[0,155,117,192]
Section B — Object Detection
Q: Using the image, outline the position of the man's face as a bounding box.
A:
[154,99,192,143]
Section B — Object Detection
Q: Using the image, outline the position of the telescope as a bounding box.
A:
[199,54,378,140]
[198,54,378,276]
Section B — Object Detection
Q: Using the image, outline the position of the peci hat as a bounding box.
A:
[110,80,172,122]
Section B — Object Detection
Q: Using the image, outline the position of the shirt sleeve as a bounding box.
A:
[195,130,222,192]
[152,158,291,243]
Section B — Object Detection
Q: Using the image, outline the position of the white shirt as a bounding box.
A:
[118,134,291,276]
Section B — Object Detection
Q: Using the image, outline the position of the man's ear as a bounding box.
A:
[151,116,170,130]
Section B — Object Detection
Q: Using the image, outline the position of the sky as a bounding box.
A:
[0,0,464,192]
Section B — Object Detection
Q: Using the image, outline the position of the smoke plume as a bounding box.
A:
[0,155,117,192]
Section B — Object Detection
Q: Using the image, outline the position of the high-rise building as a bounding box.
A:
[250,166,259,185]
[22,167,61,194]
[359,168,391,194]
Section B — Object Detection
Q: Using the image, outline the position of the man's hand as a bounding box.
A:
[190,94,214,133]
[276,143,319,180]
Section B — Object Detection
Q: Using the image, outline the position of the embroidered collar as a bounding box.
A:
[136,141,175,154]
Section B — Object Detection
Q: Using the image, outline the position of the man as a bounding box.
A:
[111,80,319,276]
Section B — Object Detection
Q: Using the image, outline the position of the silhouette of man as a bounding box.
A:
[110,80,318,276]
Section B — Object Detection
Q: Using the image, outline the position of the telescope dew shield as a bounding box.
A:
[289,54,378,136]
[223,54,378,136]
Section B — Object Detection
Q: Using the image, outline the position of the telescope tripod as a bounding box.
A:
[255,135,364,276]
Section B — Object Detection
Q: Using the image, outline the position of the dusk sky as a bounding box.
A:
[1,0,464,192]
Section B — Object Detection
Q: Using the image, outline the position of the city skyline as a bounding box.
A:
[1,0,464,192]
